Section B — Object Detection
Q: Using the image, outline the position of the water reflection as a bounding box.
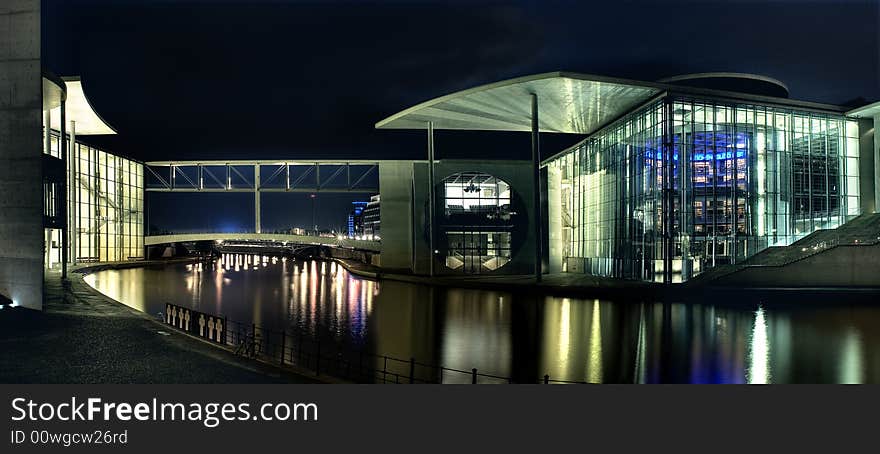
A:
[84,255,880,383]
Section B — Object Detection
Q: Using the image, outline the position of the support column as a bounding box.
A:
[60,102,68,280]
[427,121,436,277]
[70,120,76,264]
[531,93,542,282]
[254,164,261,234]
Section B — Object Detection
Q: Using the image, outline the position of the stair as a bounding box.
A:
[688,213,880,285]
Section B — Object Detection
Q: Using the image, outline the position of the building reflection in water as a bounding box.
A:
[747,306,770,384]
[84,256,879,383]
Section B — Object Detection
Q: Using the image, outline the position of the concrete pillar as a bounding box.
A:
[0,0,42,309]
[60,100,67,279]
[70,120,77,264]
[427,122,435,277]
[254,164,261,233]
[530,93,542,282]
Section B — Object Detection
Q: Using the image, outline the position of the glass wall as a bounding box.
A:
[547,97,860,282]
[67,136,144,262]
[439,172,516,274]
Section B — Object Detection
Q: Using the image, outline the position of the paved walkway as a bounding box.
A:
[0,264,321,383]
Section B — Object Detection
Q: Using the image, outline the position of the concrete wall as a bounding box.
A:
[411,162,431,274]
[716,244,880,287]
[378,161,415,272]
[431,160,535,276]
[0,1,42,310]
[377,159,535,275]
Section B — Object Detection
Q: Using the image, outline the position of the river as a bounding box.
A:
[83,253,880,383]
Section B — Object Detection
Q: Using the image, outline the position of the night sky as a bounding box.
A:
[42,0,879,232]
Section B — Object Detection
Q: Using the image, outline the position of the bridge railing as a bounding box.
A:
[163,302,589,384]
[145,232,381,252]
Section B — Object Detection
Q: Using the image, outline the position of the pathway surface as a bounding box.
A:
[0,266,321,383]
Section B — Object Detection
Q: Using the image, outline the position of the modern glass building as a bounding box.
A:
[376,72,877,282]
[546,97,860,282]
[41,75,144,269]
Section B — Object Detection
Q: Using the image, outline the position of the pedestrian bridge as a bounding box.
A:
[144,233,381,252]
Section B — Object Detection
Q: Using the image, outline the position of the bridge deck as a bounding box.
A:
[145,233,380,252]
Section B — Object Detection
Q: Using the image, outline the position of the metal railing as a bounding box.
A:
[163,302,588,384]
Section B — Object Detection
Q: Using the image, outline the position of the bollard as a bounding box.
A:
[472,368,477,384]
[544,375,549,384]
[409,357,415,384]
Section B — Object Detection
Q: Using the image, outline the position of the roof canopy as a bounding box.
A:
[48,77,116,135]
[847,100,880,119]
[376,72,664,134]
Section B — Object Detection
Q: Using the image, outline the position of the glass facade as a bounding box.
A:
[439,172,516,274]
[69,138,144,262]
[548,97,860,282]
[42,130,145,265]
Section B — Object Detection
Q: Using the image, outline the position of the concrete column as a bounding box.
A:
[69,120,76,264]
[254,164,261,233]
[60,99,67,280]
[427,121,435,277]
[531,93,542,282]
[1,1,44,309]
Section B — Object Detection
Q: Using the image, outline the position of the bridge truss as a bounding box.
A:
[144,160,380,233]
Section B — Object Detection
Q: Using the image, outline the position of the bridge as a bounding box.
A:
[144,233,381,252]
[145,160,380,234]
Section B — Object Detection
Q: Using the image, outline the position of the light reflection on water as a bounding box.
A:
[83,254,880,383]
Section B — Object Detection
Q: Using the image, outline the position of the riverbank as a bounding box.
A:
[332,258,880,304]
[0,259,326,383]
[332,258,655,297]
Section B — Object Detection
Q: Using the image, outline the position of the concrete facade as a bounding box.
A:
[377,161,416,272]
[379,159,535,276]
[0,0,42,310]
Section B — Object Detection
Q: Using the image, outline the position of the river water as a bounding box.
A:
[83,253,880,383]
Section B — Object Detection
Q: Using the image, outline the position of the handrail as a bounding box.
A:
[162,302,587,384]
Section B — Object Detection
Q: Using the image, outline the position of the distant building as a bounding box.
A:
[363,195,380,239]
[347,201,368,237]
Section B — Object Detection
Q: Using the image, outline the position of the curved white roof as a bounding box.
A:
[49,77,116,135]
[375,72,664,134]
